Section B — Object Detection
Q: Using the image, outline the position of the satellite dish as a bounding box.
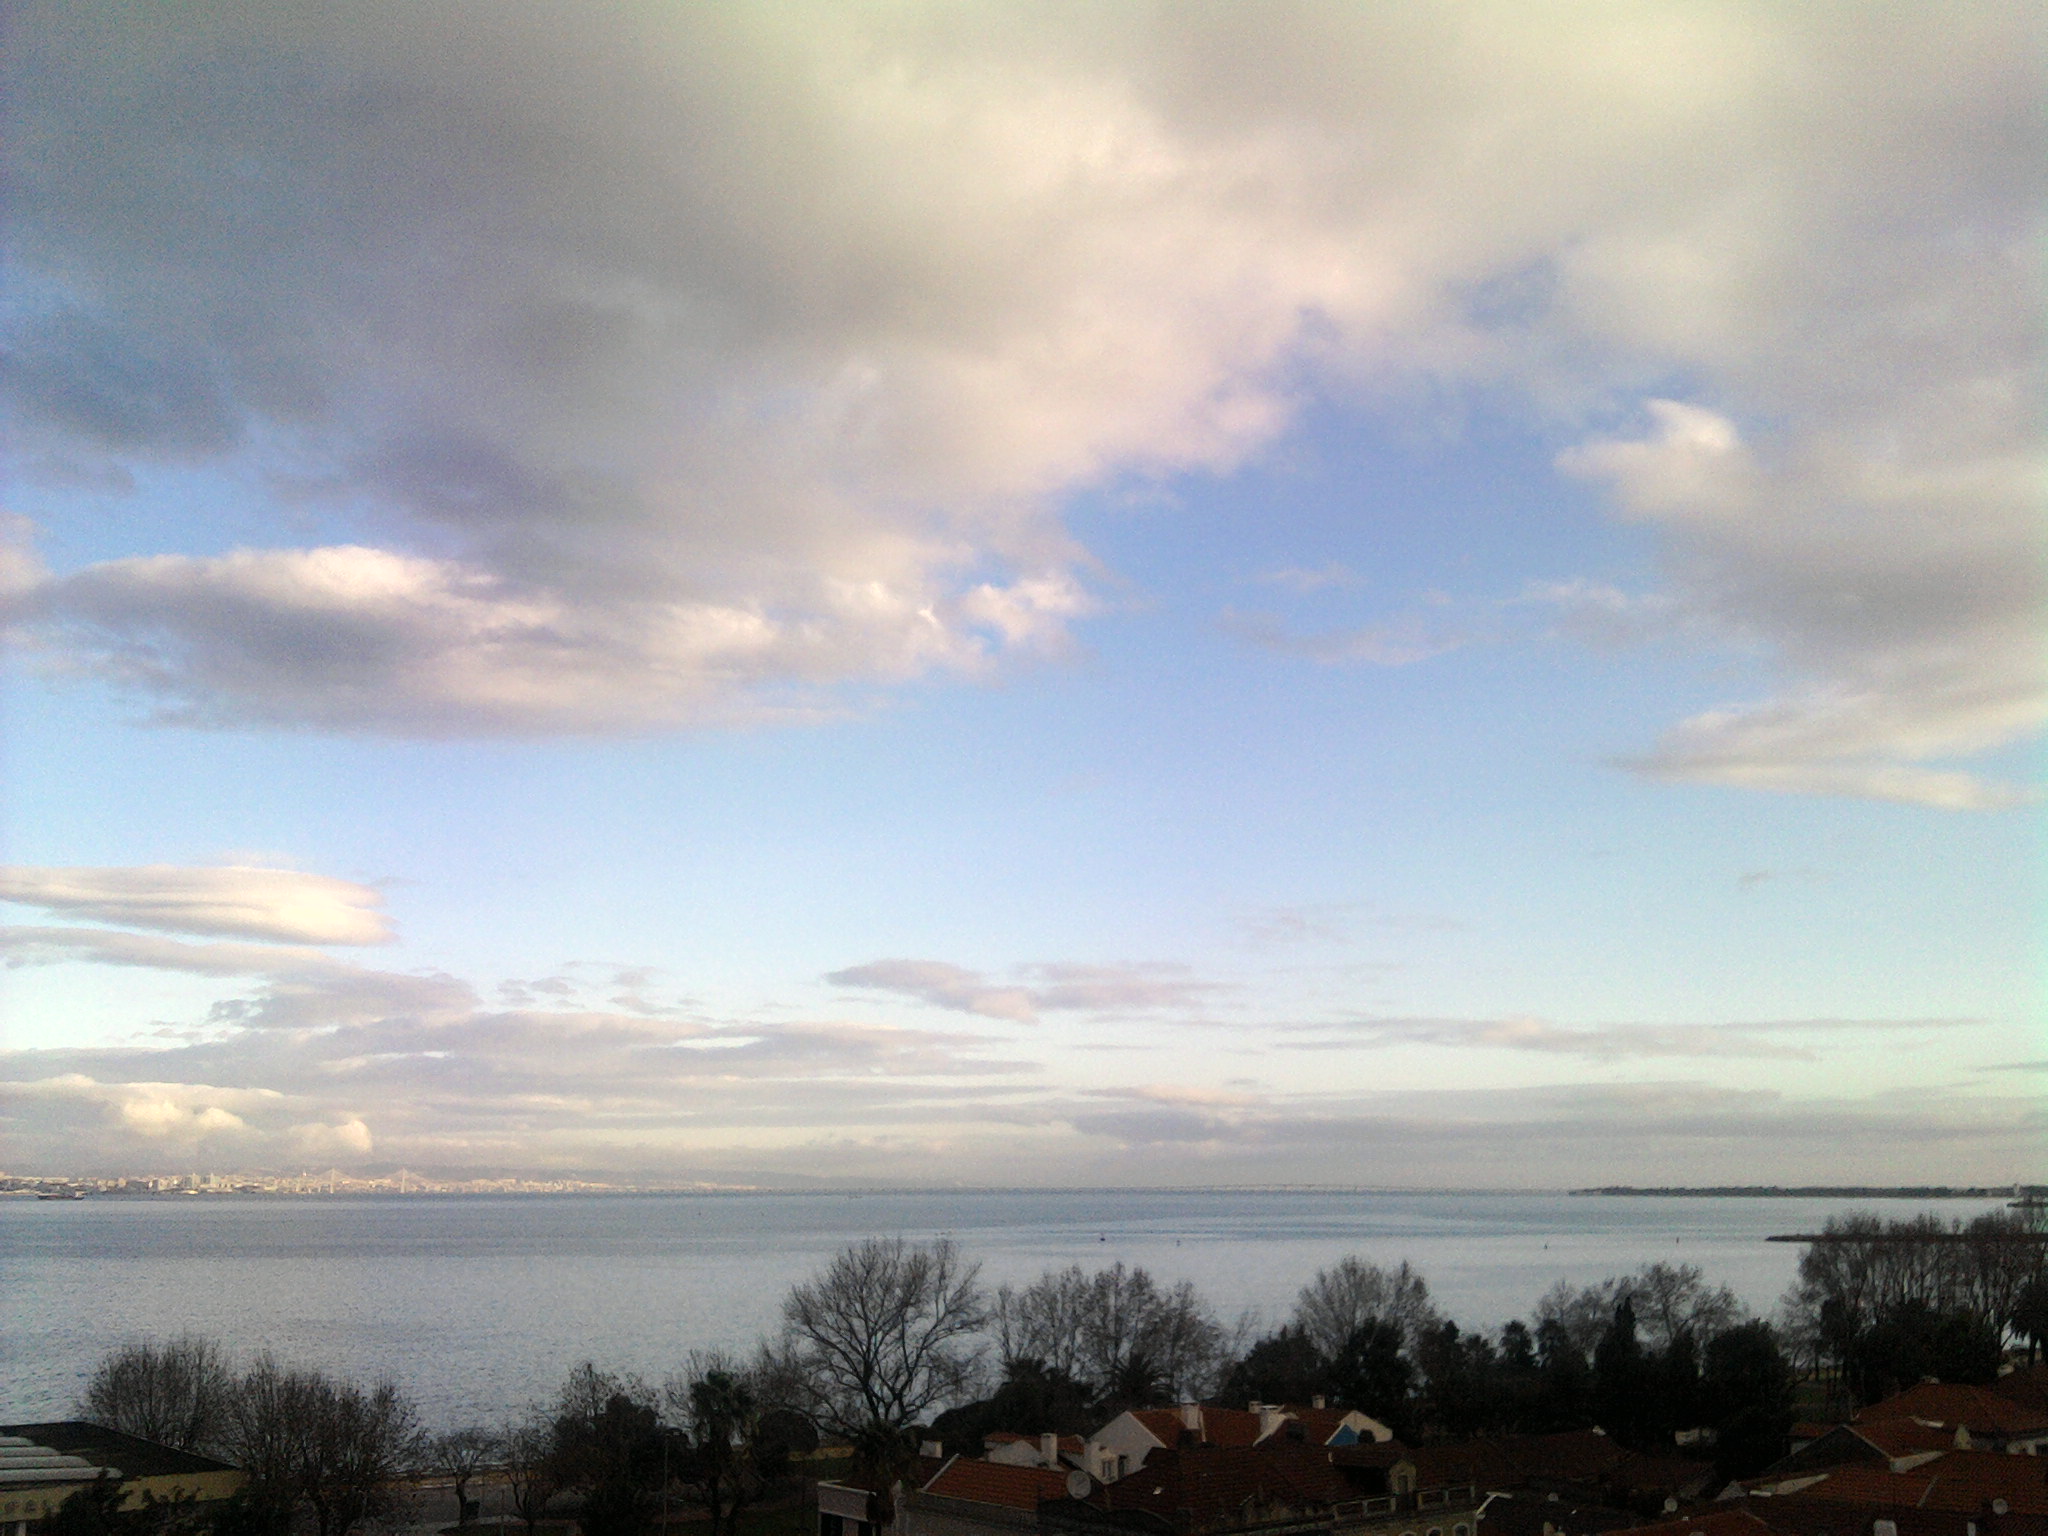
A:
[1993,1501,2010,1516]
[1067,1470,1094,1500]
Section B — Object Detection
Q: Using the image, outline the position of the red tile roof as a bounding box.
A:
[1085,1443,1394,1532]
[1851,1419,1963,1459]
[1855,1384,2048,1436]
[1755,1451,2048,1517]
[921,1458,1075,1511]
[1993,1364,2048,1417]
[1605,1509,1778,1536]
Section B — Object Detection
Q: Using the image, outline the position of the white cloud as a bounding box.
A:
[287,1117,374,1158]
[0,864,393,944]
[825,957,1223,1021]
[0,2,2030,794]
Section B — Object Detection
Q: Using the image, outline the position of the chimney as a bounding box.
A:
[1257,1403,1286,1439]
[1312,1395,1326,1411]
[1179,1402,1201,1433]
[1041,1433,1059,1467]
[920,1440,943,1459]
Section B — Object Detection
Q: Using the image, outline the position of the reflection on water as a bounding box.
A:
[0,1189,1999,1426]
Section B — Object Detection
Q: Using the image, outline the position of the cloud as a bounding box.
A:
[0,864,393,944]
[1561,403,2044,810]
[1218,608,1465,667]
[0,926,1037,1173]
[825,957,1223,1021]
[1285,1013,1985,1062]
[0,3,2031,793]
[1257,563,1361,593]
[1046,1078,2048,1186]
[1522,579,1684,651]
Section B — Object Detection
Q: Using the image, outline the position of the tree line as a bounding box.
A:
[67,1214,2047,1536]
[1781,1209,2048,1403]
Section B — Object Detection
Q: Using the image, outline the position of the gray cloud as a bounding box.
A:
[0,925,2034,1183]
[0,929,1035,1174]
[0,3,2031,797]
[825,957,1224,1022]
[0,864,393,944]
[1283,1013,1986,1062]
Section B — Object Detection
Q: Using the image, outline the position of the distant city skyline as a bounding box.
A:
[2,4,2041,1186]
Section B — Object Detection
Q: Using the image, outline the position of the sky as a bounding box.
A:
[1,1,2042,1187]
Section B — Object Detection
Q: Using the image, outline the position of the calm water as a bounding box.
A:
[0,1189,2001,1428]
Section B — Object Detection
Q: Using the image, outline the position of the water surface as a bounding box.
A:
[2,1188,1998,1427]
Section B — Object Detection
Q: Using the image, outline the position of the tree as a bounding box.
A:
[1416,1321,1498,1440]
[81,1338,233,1455]
[1000,1262,1231,1407]
[42,1477,128,1536]
[501,1415,562,1536]
[297,1378,421,1536]
[1293,1259,1437,1360]
[1846,1300,2000,1402]
[546,1366,662,1536]
[781,1238,986,1483]
[1625,1265,1744,1353]
[219,1356,419,1536]
[220,1355,318,1536]
[665,1355,784,1536]
[1538,1267,1742,1360]
[429,1428,501,1526]
[994,1267,1096,1383]
[1220,1326,1327,1408]
[1592,1296,1650,1448]
[1531,1318,1592,1432]
[2013,1275,2048,1364]
[1702,1322,1792,1479]
[1326,1319,1413,1437]
[927,1357,1095,1456]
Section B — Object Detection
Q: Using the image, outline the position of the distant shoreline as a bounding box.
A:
[1571,1184,2039,1198]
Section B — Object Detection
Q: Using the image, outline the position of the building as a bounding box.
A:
[1085,1406,1395,1484]
[0,1423,244,1536]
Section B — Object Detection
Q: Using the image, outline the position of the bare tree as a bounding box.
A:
[298,1377,421,1536]
[994,1266,1094,1380]
[780,1236,986,1458]
[1293,1259,1438,1360]
[219,1355,420,1536]
[81,1337,233,1454]
[1624,1264,1744,1351]
[429,1427,502,1526]
[502,1414,562,1536]
[223,1353,321,1532]
[1533,1279,1615,1362]
[997,1262,1229,1405]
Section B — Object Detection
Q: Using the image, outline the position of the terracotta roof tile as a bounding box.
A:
[922,1458,1074,1511]
[1855,1384,2048,1436]
[1605,1509,1779,1536]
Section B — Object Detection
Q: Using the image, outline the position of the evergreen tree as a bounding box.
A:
[1592,1296,1650,1448]
[1326,1319,1414,1439]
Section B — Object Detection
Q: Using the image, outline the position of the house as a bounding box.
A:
[0,1423,243,1536]
[1763,1417,1965,1477]
[1850,1385,2048,1455]
[1084,1405,1395,1483]
[987,1434,1087,1470]
[1042,1440,1483,1536]
[1725,1449,2048,1536]
[898,1458,1080,1536]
